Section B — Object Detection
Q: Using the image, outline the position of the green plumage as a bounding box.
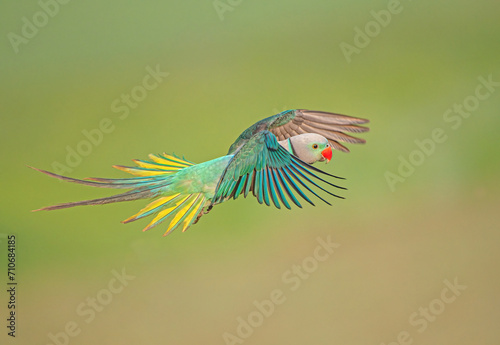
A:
[33,109,369,235]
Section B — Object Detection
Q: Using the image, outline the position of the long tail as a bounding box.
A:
[32,153,208,236]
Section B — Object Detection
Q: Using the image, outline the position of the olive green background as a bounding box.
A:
[1,1,499,344]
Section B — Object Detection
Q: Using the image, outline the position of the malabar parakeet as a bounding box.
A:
[32,109,369,235]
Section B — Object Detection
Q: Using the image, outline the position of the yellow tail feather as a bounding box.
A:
[112,153,194,177]
[164,195,200,235]
[158,153,194,166]
[149,154,193,168]
[143,195,190,231]
[116,153,204,234]
[122,193,181,223]
[181,196,205,232]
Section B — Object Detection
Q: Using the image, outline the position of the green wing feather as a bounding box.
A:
[214,131,345,209]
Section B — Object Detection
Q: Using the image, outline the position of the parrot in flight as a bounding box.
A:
[32,109,369,236]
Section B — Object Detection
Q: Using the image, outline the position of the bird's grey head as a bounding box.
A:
[280,133,333,164]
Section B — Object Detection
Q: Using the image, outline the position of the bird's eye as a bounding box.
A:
[312,144,318,149]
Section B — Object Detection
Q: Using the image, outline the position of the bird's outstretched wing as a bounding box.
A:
[228,109,369,154]
[213,131,345,209]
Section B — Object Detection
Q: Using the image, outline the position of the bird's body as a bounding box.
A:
[33,109,369,235]
[160,135,316,198]
[169,155,232,197]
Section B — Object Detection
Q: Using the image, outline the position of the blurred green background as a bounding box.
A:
[1,0,499,344]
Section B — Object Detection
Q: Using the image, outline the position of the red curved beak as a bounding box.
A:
[321,146,332,163]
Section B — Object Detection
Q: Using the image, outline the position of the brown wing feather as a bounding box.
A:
[303,121,369,134]
[301,124,365,144]
[327,141,350,153]
[269,109,369,153]
[299,110,369,125]
[274,126,289,140]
